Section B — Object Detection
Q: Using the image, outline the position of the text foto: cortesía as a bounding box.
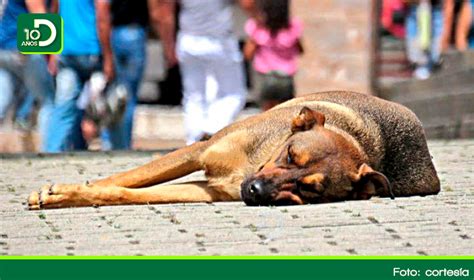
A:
[393,267,470,277]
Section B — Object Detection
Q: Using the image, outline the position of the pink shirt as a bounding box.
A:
[245,18,303,76]
[380,0,405,39]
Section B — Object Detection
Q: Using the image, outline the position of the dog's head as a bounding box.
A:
[241,107,393,206]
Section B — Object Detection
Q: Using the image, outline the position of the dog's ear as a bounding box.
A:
[349,164,394,200]
[291,107,326,133]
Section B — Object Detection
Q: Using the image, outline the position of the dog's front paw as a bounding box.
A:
[27,188,41,210]
[27,183,91,210]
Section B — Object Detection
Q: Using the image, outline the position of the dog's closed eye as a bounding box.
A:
[286,145,295,165]
[287,153,293,165]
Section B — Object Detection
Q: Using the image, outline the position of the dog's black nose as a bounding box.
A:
[242,179,269,206]
[249,179,265,199]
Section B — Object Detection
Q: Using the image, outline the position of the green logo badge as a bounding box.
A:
[17,13,63,54]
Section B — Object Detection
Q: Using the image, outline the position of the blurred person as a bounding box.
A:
[46,0,114,152]
[153,0,247,144]
[98,0,149,150]
[441,0,462,50]
[453,0,474,49]
[441,0,471,51]
[404,0,444,80]
[243,0,304,111]
[0,0,55,151]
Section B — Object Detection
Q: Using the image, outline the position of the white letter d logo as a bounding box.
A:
[33,19,56,47]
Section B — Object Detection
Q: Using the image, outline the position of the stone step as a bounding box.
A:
[380,37,406,51]
[133,106,260,141]
[380,64,474,138]
[378,62,411,74]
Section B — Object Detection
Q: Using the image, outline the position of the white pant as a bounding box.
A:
[177,33,247,144]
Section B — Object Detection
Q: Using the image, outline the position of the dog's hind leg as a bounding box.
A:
[92,141,209,189]
[28,181,239,209]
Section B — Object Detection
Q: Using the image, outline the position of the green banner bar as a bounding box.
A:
[0,259,473,280]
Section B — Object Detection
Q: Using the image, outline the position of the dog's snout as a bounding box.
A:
[241,179,272,206]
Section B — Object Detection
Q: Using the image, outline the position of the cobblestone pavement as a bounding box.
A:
[0,140,473,256]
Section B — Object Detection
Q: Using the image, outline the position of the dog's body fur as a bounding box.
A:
[28,91,440,209]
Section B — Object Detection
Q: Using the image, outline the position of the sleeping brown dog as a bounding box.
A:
[28,91,440,209]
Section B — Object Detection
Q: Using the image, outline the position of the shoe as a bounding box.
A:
[413,67,431,80]
[199,133,213,142]
[14,118,31,131]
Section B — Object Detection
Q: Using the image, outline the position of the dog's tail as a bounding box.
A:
[94,141,209,188]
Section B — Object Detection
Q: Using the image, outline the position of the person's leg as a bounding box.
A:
[14,89,34,128]
[205,37,246,135]
[46,57,86,152]
[181,59,208,144]
[102,26,146,150]
[406,4,431,79]
[120,28,146,149]
[406,4,421,64]
[24,55,55,151]
[0,51,25,123]
[177,35,208,145]
[100,46,125,150]
[0,69,14,122]
[430,4,444,67]
[454,1,473,50]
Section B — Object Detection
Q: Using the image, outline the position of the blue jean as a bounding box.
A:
[0,51,24,121]
[405,3,443,70]
[0,68,15,120]
[15,90,35,123]
[0,52,54,151]
[26,55,55,151]
[100,25,146,150]
[46,55,101,152]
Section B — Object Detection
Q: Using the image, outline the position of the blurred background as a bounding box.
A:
[1,0,473,153]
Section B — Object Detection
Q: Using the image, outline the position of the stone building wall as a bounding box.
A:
[293,0,375,95]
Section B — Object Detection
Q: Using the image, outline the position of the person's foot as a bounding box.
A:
[14,119,31,131]
[413,66,431,80]
[81,118,99,143]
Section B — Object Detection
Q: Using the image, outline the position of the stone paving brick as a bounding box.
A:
[0,140,473,255]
